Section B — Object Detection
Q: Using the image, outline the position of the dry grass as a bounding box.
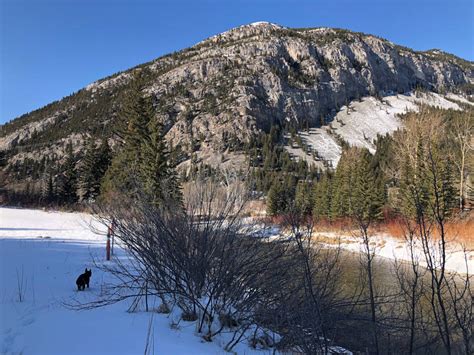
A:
[244,200,266,217]
[264,213,473,248]
[444,219,474,246]
[313,218,355,233]
[312,233,357,245]
[377,217,474,248]
[317,216,472,248]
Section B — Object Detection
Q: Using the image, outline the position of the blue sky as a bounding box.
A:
[1,0,473,124]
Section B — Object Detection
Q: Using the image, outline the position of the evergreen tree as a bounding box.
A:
[313,172,333,220]
[434,156,457,218]
[350,150,383,224]
[96,138,112,178]
[399,137,430,218]
[102,71,182,208]
[102,72,153,198]
[331,149,356,218]
[267,179,287,216]
[41,170,55,204]
[400,137,456,220]
[140,118,182,207]
[58,142,78,204]
[295,180,313,215]
[78,138,111,202]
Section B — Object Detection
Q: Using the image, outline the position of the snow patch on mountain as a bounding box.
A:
[248,21,283,28]
[292,92,465,167]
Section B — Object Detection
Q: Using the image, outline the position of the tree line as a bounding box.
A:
[265,106,473,220]
[3,72,181,209]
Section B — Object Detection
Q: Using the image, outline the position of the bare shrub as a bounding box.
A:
[71,177,292,351]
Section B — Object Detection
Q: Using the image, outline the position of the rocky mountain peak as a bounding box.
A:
[1,24,472,179]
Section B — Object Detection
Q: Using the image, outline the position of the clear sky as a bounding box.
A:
[1,0,473,124]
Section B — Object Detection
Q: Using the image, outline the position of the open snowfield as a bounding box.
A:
[0,208,276,355]
[2,208,469,354]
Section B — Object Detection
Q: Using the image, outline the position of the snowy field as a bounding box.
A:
[0,208,276,355]
[2,208,469,354]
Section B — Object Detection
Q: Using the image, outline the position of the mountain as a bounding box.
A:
[1,22,473,187]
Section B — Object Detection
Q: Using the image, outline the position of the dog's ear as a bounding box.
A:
[84,268,87,273]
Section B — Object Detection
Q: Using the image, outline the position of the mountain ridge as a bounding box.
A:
[2,22,472,127]
[1,23,473,183]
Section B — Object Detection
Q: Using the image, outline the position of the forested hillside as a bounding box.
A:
[1,22,473,208]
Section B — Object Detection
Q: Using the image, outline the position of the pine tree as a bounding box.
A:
[78,138,111,202]
[267,180,286,216]
[331,149,356,218]
[425,143,456,220]
[94,138,112,180]
[102,72,153,198]
[350,150,383,224]
[313,172,333,220]
[102,71,182,208]
[295,180,313,215]
[399,137,431,219]
[58,142,78,204]
[140,118,182,207]
[41,170,55,204]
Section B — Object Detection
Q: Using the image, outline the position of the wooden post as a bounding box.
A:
[110,218,115,256]
[106,225,111,261]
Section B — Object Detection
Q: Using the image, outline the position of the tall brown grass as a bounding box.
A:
[266,213,473,248]
[376,218,473,247]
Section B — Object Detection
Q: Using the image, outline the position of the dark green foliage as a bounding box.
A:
[312,172,333,220]
[57,142,78,204]
[331,149,356,218]
[247,125,319,197]
[266,180,288,216]
[41,170,55,204]
[140,118,182,207]
[350,150,384,223]
[295,180,313,215]
[398,134,456,221]
[246,123,320,216]
[78,138,111,202]
[311,146,385,222]
[102,73,154,198]
[102,72,182,208]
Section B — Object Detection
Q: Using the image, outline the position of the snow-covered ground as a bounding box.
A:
[0,208,280,355]
[312,231,473,274]
[288,92,466,167]
[3,207,468,354]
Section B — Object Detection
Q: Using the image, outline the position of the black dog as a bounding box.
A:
[76,268,92,291]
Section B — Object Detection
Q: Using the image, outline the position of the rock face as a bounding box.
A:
[1,22,473,173]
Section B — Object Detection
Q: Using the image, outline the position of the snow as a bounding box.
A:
[247,21,282,28]
[7,207,468,353]
[249,21,273,27]
[0,208,280,354]
[446,93,474,106]
[294,128,342,167]
[292,92,463,167]
[312,231,473,274]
